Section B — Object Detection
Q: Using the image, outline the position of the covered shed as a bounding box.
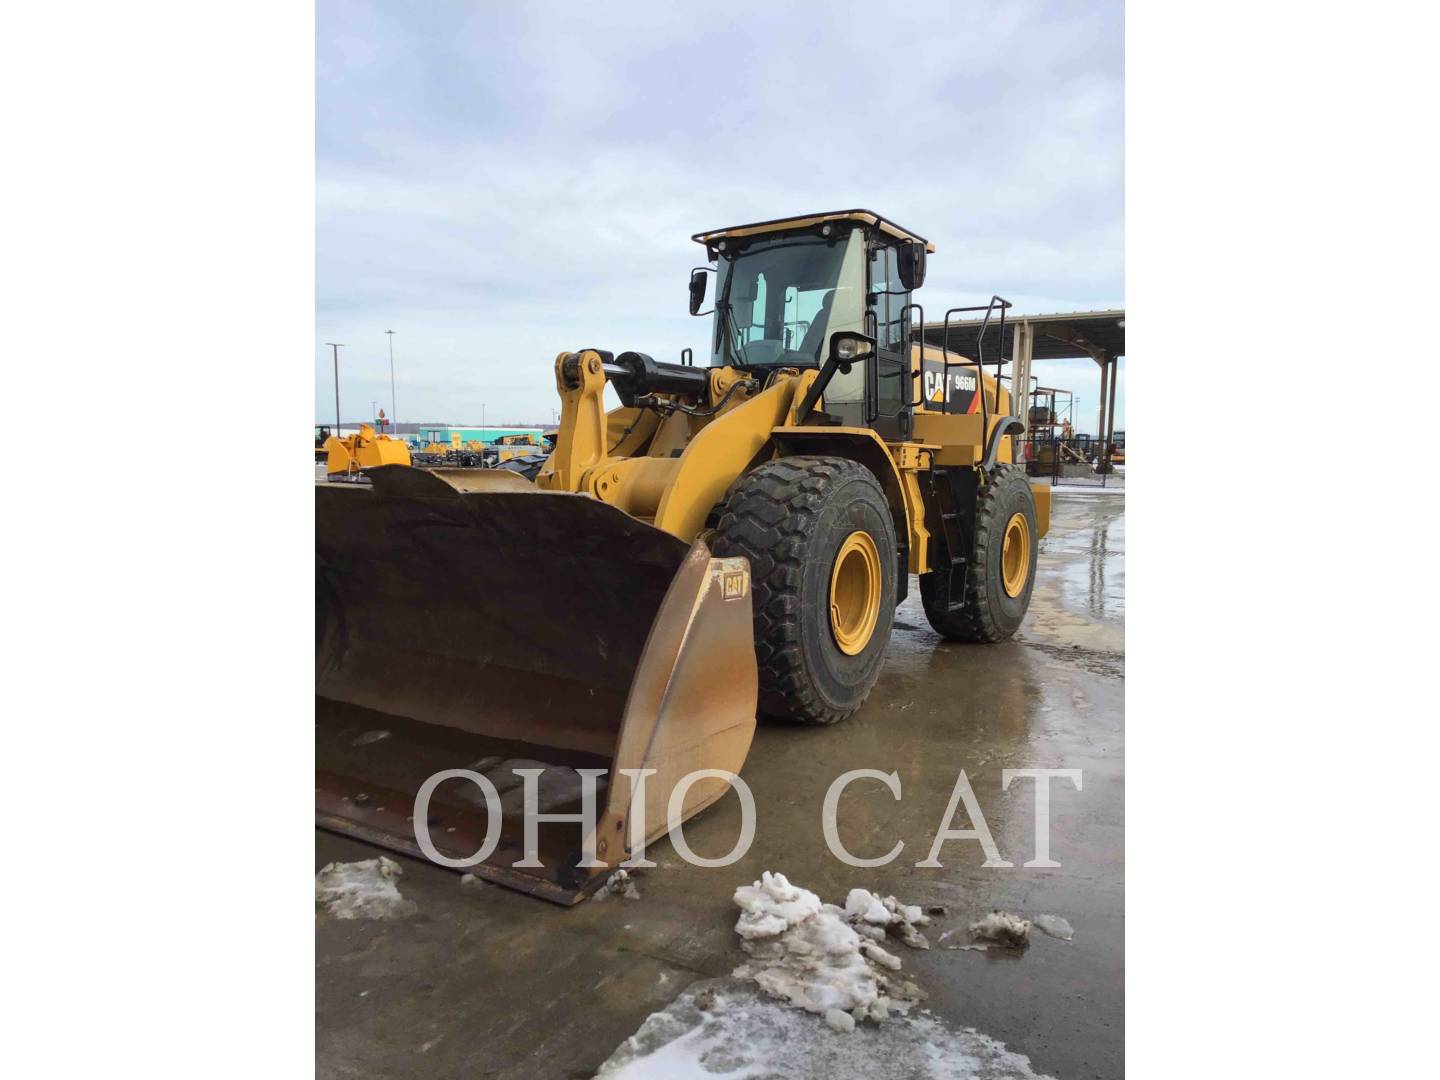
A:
[921,308,1125,454]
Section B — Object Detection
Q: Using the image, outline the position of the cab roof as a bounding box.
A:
[692,209,936,253]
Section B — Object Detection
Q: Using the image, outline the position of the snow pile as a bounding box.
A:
[844,887,932,949]
[731,872,922,1027]
[734,870,821,939]
[593,868,642,901]
[595,978,1053,1079]
[315,856,417,920]
[969,911,1031,947]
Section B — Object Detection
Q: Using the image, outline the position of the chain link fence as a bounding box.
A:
[1015,433,1124,489]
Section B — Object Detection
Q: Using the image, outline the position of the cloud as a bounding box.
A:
[317,0,1124,427]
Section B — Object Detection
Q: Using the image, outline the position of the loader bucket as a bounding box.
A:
[315,465,758,905]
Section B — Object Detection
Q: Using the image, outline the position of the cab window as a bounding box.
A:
[869,244,911,351]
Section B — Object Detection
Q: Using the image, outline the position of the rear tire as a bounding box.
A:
[712,456,896,725]
[920,464,1037,642]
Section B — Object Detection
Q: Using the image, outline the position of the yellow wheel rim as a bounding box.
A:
[830,530,882,656]
[1001,512,1031,598]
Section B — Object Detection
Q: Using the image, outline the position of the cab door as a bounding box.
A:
[865,244,913,441]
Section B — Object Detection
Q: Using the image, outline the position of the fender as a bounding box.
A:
[769,426,920,597]
[651,378,798,541]
[983,416,1025,471]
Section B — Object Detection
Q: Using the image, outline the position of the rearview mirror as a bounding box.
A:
[897,240,927,290]
[688,269,709,315]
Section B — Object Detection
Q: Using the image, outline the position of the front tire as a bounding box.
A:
[712,456,897,725]
[920,464,1037,642]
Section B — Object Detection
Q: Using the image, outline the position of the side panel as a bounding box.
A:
[910,411,983,465]
[909,344,1017,465]
[911,345,1010,417]
[911,412,1018,468]
[919,356,981,413]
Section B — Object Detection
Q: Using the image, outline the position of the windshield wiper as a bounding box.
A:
[717,297,748,366]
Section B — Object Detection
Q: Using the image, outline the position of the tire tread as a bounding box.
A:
[713,456,885,725]
[921,463,1032,643]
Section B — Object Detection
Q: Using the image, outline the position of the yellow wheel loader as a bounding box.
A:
[323,423,411,478]
[316,210,1050,903]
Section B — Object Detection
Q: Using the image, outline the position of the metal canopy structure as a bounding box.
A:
[923,308,1124,364]
[920,308,1125,456]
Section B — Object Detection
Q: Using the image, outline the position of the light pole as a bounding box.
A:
[385,330,397,432]
[326,343,343,433]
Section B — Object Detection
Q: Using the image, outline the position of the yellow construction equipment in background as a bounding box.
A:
[323,423,411,479]
[488,433,544,464]
[316,209,1050,902]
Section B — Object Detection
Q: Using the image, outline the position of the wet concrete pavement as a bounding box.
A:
[316,491,1125,1079]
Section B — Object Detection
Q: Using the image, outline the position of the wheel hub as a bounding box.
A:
[1001,512,1031,598]
[830,530,882,655]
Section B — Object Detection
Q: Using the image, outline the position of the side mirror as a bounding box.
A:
[688,268,709,315]
[829,331,876,374]
[897,240,927,290]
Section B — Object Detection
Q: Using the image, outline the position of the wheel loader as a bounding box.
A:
[323,422,411,478]
[316,209,1050,903]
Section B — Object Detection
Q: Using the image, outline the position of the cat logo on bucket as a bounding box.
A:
[722,570,747,601]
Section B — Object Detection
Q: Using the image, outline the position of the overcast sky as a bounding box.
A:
[317,1,1123,431]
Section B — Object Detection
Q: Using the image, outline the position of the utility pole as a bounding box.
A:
[385,330,397,432]
[482,403,487,434]
[326,343,343,433]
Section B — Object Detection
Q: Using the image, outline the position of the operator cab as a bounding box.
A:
[690,210,932,439]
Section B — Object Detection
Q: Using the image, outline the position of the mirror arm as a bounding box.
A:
[795,354,844,425]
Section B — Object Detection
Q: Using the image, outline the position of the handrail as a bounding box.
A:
[902,302,925,407]
[938,296,1012,452]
